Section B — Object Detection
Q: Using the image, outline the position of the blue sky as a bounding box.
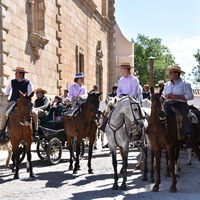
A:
[115,0,200,79]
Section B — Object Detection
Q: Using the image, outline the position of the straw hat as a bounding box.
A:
[12,67,28,73]
[34,88,47,94]
[166,65,185,74]
[158,80,165,85]
[117,62,134,68]
[74,72,84,79]
[143,84,149,88]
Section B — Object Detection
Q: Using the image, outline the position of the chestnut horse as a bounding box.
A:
[8,91,34,179]
[64,92,102,174]
[148,87,200,192]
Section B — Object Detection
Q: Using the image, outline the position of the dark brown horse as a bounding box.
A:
[64,92,102,174]
[149,87,200,192]
[148,87,178,192]
[8,91,35,179]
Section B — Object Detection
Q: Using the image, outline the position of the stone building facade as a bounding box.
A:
[0,0,116,118]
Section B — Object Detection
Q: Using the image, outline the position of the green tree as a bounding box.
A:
[132,34,176,86]
[192,49,200,88]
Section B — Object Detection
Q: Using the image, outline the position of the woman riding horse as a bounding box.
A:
[64,91,102,174]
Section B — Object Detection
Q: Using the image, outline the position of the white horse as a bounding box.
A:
[105,96,147,190]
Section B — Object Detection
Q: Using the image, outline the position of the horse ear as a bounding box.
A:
[19,90,25,97]
[29,92,34,98]
[114,97,118,104]
[150,86,154,94]
[159,85,164,94]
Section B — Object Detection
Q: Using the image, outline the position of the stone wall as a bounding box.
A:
[0,0,116,122]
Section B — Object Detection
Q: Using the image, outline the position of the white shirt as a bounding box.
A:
[163,78,194,102]
[68,83,88,100]
[117,74,139,98]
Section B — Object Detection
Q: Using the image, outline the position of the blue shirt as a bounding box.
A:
[163,78,194,102]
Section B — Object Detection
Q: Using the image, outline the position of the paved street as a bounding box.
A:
[0,139,200,200]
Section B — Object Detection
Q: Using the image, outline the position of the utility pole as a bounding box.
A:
[148,56,156,87]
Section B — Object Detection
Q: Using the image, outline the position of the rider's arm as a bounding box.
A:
[130,78,139,98]
[27,81,34,94]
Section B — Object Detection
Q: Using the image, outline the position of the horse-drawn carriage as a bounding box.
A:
[35,119,85,165]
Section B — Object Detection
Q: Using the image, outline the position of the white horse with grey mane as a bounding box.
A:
[105,96,147,190]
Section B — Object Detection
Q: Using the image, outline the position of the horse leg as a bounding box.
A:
[141,144,148,181]
[149,150,155,183]
[165,151,170,177]
[120,147,128,190]
[187,148,192,165]
[68,136,73,171]
[168,148,177,193]
[119,147,124,174]
[152,150,161,192]
[73,137,81,174]
[26,142,35,178]
[12,145,20,179]
[111,149,118,190]
[88,136,95,174]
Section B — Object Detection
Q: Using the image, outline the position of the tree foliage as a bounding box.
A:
[192,49,200,88]
[132,34,176,86]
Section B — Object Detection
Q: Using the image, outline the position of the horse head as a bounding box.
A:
[86,91,102,119]
[17,91,34,126]
[151,87,166,122]
[104,96,118,116]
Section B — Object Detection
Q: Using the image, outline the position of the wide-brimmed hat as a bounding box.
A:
[166,65,185,74]
[117,62,134,68]
[12,67,28,73]
[143,84,149,88]
[34,88,47,94]
[158,80,165,85]
[74,72,84,79]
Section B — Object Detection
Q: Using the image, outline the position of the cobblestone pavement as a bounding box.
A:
[0,140,200,200]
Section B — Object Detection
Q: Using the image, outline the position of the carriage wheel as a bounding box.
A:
[36,141,47,160]
[47,138,62,165]
[72,138,85,160]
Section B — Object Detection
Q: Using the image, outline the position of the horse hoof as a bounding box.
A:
[73,170,78,174]
[68,166,73,171]
[120,184,127,190]
[30,173,35,178]
[14,175,19,179]
[169,187,177,193]
[88,169,93,174]
[152,186,159,192]
[112,184,119,190]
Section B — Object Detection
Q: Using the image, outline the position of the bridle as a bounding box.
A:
[107,96,146,145]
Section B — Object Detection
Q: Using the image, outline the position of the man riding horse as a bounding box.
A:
[163,65,194,147]
[0,67,39,141]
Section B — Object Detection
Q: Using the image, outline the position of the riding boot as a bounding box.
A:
[0,119,9,141]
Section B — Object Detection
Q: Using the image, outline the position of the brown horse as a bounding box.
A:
[148,87,178,192]
[149,87,200,192]
[8,91,35,179]
[63,92,102,174]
